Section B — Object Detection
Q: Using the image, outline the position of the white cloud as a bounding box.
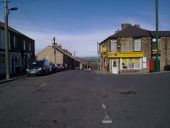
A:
[18,28,113,57]
[10,16,166,57]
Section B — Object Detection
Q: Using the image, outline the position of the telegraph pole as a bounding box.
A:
[155,0,159,72]
[3,0,10,80]
[3,0,18,80]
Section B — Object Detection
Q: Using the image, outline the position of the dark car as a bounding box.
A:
[26,60,50,76]
[56,64,65,72]
[49,63,57,73]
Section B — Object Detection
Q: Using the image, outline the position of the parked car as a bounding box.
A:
[56,64,65,72]
[26,60,50,76]
[49,63,57,73]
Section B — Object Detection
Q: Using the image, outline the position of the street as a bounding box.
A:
[0,70,170,128]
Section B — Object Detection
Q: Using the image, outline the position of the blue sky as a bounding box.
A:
[0,0,170,57]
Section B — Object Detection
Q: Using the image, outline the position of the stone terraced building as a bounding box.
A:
[99,23,170,74]
[36,42,89,70]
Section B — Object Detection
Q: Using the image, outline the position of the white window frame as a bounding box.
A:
[111,40,117,52]
[134,39,141,51]
[120,58,142,70]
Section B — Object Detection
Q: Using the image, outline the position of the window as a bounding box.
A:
[111,40,117,51]
[23,41,26,50]
[15,55,21,66]
[13,36,16,48]
[152,38,160,54]
[121,58,142,70]
[29,42,32,51]
[134,39,141,51]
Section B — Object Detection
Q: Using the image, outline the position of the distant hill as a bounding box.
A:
[80,57,99,69]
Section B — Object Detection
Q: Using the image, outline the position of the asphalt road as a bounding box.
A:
[0,70,170,128]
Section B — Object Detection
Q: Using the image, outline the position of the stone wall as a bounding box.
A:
[141,37,152,72]
[120,38,133,52]
[167,37,170,65]
[160,37,167,71]
[36,46,63,64]
[99,39,111,70]
[159,37,170,71]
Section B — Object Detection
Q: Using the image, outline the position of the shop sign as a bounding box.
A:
[107,52,144,58]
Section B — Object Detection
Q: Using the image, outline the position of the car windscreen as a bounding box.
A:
[36,61,44,67]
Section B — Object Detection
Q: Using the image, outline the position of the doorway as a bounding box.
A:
[110,59,119,74]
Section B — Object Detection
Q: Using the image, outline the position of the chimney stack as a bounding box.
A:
[134,24,140,28]
[121,23,131,29]
[52,42,58,48]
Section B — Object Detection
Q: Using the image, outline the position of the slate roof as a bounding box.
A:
[109,26,151,38]
[100,25,170,45]
[0,21,34,41]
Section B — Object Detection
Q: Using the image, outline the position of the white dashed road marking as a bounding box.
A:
[102,112,112,124]
[32,83,47,92]
[102,103,106,109]
[39,83,47,88]
[101,104,112,124]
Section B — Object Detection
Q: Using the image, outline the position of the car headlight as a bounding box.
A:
[37,68,42,71]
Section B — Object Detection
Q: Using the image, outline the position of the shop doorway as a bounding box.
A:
[111,59,119,74]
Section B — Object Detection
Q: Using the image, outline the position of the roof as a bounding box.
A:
[52,46,88,65]
[150,31,170,37]
[109,26,151,38]
[100,25,170,45]
[0,21,34,41]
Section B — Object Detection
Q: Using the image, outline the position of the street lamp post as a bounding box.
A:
[3,0,18,80]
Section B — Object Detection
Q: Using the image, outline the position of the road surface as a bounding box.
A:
[0,70,170,128]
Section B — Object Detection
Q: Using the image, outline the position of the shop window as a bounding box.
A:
[134,39,141,51]
[111,40,117,52]
[121,58,141,70]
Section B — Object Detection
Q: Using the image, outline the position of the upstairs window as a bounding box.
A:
[13,36,16,48]
[111,40,117,52]
[23,41,26,50]
[134,39,141,51]
[29,42,32,51]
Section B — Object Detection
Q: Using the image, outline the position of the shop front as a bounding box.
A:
[107,52,144,74]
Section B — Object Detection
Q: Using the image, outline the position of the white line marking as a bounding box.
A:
[102,120,112,124]
[39,83,47,88]
[102,103,106,109]
[102,112,112,124]
[32,83,47,92]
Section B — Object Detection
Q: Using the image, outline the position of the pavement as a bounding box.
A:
[0,75,27,84]
[0,70,170,128]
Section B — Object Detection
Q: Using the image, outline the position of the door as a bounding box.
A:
[111,59,119,74]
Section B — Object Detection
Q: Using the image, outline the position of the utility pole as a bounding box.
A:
[155,0,160,72]
[3,0,18,80]
[3,0,10,80]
